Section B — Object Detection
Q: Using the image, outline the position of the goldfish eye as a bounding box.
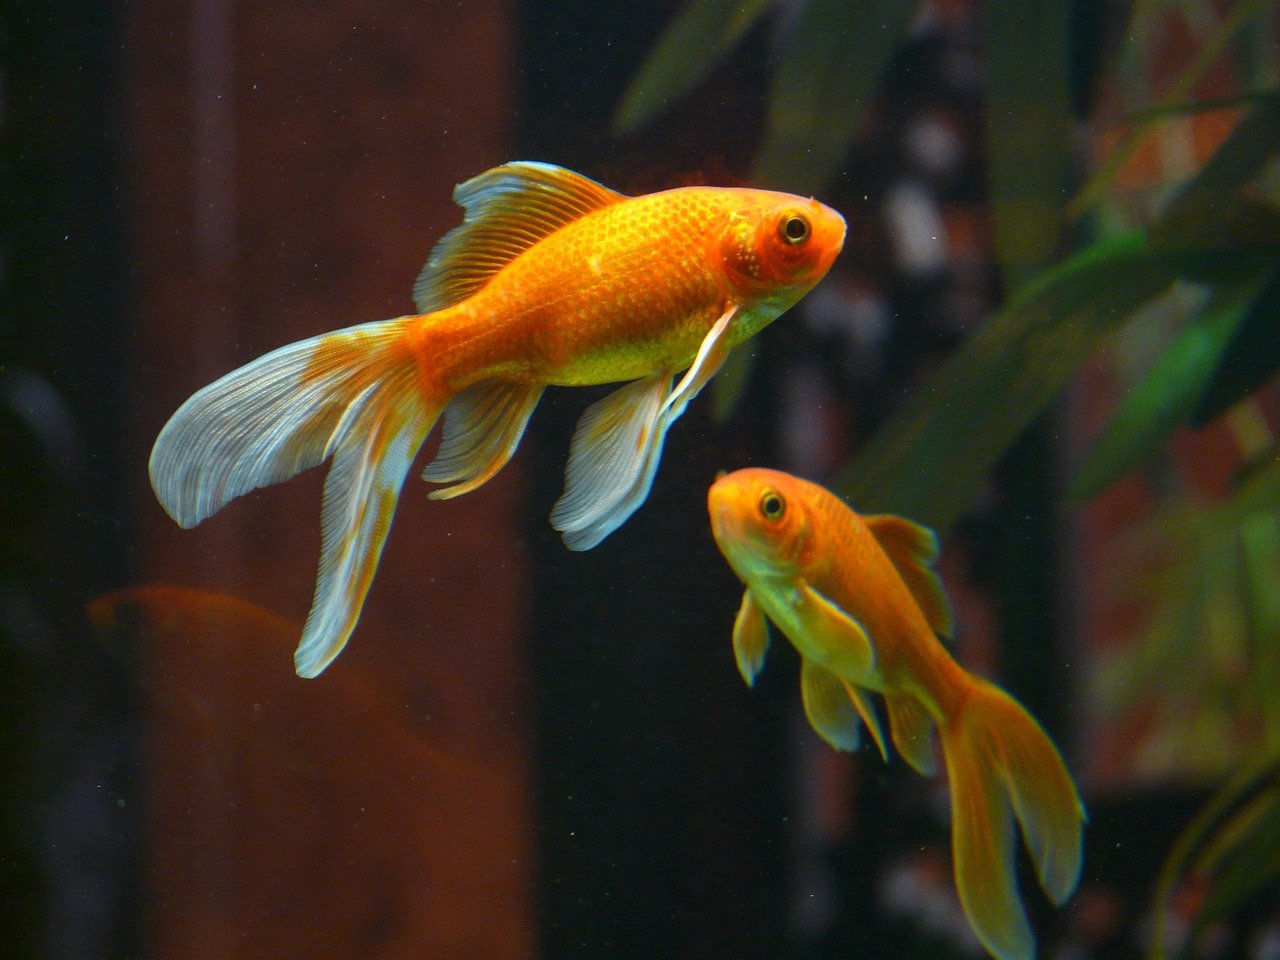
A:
[780,214,810,245]
[759,488,786,522]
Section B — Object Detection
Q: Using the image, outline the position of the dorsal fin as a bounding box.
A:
[413,161,627,313]
[864,514,955,638]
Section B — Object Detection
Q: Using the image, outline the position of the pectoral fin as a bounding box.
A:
[732,589,770,687]
[797,584,876,681]
[656,304,738,424]
[551,305,740,550]
[549,373,669,549]
[800,660,862,752]
[796,584,888,759]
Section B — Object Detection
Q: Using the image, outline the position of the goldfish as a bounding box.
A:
[707,468,1085,960]
[150,162,846,678]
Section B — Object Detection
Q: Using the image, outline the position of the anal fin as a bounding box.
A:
[840,678,889,762]
[886,691,937,775]
[423,379,542,498]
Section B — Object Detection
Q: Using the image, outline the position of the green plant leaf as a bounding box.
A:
[833,230,1177,532]
[1240,511,1280,727]
[984,0,1072,291]
[1070,282,1258,502]
[1186,786,1280,950]
[1100,459,1280,784]
[1069,0,1276,217]
[1192,264,1280,425]
[1217,441,1280,526]
[754,0,915,193]
[1150,752,1280,960]
[834,222,1280,531]
[1236,436,1280,487]
[1152,199,1280,284]
[613,0,774,136]
[1122,86,1280,122]
[1152,95,1280,249]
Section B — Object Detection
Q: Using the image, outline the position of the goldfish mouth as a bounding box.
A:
[825,208,848,258]
[707,498,731,540]
[706,487,739,544]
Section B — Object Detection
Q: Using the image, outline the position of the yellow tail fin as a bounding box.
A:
[938,675,1085,960]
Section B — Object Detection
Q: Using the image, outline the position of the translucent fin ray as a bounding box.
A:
[551,305,739,551]
[800,659,862,752]
[549,374,670,549]
[414,162,626,313]
[977,680,1087,904]
[149,318,412,529]
[839,677,888,762]
[944,723,1032,960]
[295,368,438,678]
[732,589,770,687]
[422,379,543,499]
[796,583,876,682]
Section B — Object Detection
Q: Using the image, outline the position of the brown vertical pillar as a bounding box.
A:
[125,3,529,957]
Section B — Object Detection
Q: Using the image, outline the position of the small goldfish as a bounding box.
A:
[707,468,1085,960]
[150,162,845,677]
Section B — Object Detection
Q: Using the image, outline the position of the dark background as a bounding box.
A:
[0,2,1213,959]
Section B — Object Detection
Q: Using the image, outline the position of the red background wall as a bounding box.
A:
[124,4,533,956]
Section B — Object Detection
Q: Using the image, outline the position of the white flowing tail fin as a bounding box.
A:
[149,317,443,677]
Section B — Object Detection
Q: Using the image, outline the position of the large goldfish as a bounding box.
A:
[150,162,846,677]
[707,468,1085,960]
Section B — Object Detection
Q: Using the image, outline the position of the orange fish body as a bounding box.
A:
[150,163,845,677]
[416,185,821,389]
[708,468,1085,960]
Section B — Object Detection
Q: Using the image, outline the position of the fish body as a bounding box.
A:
[708,468,1085,960]
[149,163,845,677]
[714,472,962,704]
[423,186,813,388]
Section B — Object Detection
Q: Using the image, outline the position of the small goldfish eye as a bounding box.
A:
[759,488,786,522]
[780,214,810,245]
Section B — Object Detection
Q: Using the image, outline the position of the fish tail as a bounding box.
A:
[937,673,1085,960]
[149,316,444,677]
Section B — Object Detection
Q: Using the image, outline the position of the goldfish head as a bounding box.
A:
[708,467,817,583]
[717,193,846,305]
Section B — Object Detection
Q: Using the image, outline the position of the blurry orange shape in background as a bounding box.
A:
[88,585,531,960]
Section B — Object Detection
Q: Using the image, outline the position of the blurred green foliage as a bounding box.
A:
[1151,746,1280,959]
[618,0,1280,950]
